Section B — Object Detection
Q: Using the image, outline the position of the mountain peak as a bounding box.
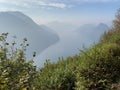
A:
[96,23,109,31]
[0,11,36,26]
[97,23,108,27]
[0,11,25,16]
[0,11,21,13]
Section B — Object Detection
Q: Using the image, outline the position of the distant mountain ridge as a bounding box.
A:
[0,11,59,58]
[76,23,109,41]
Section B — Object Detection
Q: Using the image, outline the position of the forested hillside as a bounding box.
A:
[0,9,120,90]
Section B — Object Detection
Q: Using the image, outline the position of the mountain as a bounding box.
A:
[76,23,109,41]
[0,11,59,58]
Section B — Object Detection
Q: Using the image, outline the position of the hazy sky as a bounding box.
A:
[0,0,120,25]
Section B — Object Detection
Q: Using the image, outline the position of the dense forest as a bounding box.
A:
[0,9,120,90]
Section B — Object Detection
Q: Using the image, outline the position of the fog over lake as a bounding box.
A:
[0,11,110,68]
[34,23,109,67]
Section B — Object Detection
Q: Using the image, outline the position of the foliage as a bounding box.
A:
[0,33,37,90]
[75,43,120,90]
[36,57,78,90]
[100,8,120,43]
[75,8,120,90]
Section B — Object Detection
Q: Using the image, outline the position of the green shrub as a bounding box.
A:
[76,43,120,90]
[36,58,77,90]
[0,33,37,90]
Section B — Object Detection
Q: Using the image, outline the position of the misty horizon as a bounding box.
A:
[0,0,119,67]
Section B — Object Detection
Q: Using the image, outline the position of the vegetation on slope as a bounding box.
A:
[0,9,120,90]
[36,9,120,90]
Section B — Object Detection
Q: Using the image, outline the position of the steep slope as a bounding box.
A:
[0,11,59,58]
[37,23,120,90]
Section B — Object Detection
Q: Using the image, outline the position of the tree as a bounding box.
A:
[113,8,120,31]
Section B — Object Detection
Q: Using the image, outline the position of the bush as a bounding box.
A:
[0,33,37,90]
[36,58,77,90]
[75,43,120,90]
